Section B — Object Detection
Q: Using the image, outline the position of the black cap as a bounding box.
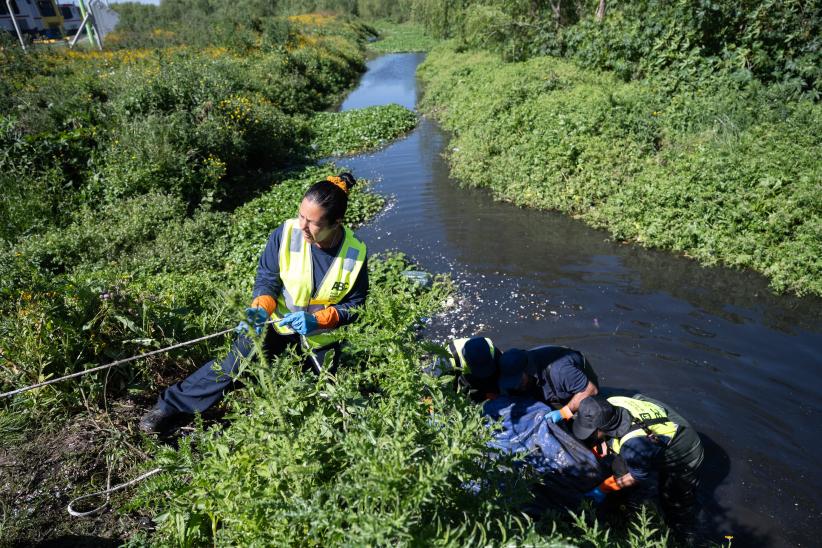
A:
[498,349,530,394]
[572,396,617,440]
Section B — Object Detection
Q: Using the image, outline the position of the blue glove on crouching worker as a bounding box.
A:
[236,307,269,336]
[278,311,318,335]
[546,410,564,423]
[584,486,606,505]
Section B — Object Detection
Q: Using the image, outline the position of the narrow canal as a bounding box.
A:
[333,53,821,547]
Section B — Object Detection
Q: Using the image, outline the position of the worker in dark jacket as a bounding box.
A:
[140,173,368,433]
[572,394,704,533]
[497,345,599,423]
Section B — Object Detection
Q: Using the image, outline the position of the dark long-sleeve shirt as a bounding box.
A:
[252,224,368,326]
[525,346,592,405]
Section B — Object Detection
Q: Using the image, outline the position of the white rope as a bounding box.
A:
[68,467,163,518]
[0,321,279,399]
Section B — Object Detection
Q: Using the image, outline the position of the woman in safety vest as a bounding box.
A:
[572,394,704,536]
[139,173,368,433]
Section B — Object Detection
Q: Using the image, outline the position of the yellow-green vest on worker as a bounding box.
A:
[271,218,366,348]
[606,396,680,454]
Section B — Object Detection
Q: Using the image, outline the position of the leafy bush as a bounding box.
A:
[0,161,383,416]
[12,193,232,277]
[0,14,378,418]
[0,263,221,415]
[412,0,821,97]
[0,17,368,245]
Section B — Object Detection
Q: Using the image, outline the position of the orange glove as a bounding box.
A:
[599,475,622,493]
[313,307,340,329]
[251,295,277,316]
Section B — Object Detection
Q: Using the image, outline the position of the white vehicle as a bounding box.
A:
[58,2,80,34]
[1,0,65,38]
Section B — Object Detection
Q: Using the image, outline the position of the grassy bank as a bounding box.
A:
[418,43,821,297]
[0,163,384,543]
[0,15,416,411]
[0,155,670,544]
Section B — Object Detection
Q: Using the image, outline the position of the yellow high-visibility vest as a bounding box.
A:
[271,218,366,348]
[607,396,679,454]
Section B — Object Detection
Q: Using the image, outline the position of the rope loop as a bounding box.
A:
[68,467,162,518]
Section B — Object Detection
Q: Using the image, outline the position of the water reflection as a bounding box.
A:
[339,53,423,111]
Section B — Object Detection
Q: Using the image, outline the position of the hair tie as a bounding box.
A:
[326,175,348,194]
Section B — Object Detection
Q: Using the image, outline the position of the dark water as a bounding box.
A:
[333,53,822,547]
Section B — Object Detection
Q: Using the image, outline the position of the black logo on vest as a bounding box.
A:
[330,281,349,296]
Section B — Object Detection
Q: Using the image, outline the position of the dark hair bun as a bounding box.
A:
[338,172,356,191]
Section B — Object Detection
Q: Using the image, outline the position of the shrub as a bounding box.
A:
[367,20,438,53]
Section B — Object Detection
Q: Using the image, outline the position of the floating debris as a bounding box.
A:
[402,270,433,289]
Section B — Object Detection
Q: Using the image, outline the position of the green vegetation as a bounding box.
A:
[404,1,821,297]
[410,1,820,98]
[367,20,440,53]
[0,12,404,414]
[419,45,821,296]
[4,0,818,544]
[123,257,671,546]
[0,12,412,544]
[311,104,418,156]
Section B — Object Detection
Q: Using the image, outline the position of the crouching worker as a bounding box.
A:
[572,395,704,535]
[139,173,368,433]
[498,345,599,424]
[431,337,501,402]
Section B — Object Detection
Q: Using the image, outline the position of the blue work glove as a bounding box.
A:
[546,409,564,423]
[584,486,606,505]
[236,307,269,335]
[277,311,318,335]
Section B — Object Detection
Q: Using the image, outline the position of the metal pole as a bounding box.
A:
[299,335,323,374]
[69,12,90,48]
[76,0,98,49]
[6,0,26,52]
[91,1,103,51]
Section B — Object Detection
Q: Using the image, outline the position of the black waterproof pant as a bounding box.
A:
[157,328,340,414]
[635,394,704,533]
[660,425,704,530]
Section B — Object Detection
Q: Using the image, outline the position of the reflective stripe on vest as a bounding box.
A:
[607,396,679,454]
[272,218,366,348]
[449,337,495,373]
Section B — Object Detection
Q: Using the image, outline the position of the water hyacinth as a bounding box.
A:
[311,104,418,157]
